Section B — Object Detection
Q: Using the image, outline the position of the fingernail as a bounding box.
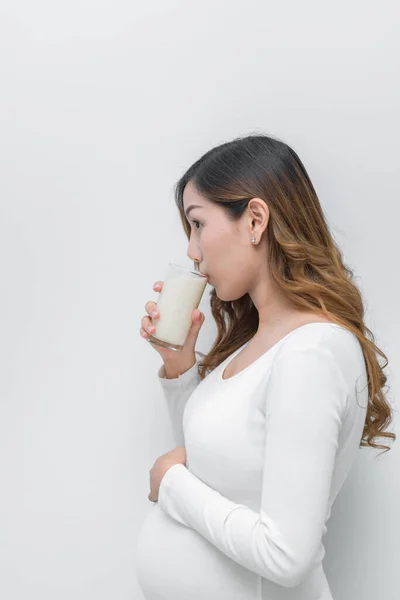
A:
[151,310,157,318]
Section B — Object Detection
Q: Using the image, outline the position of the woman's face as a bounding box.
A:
[182,181,264,301]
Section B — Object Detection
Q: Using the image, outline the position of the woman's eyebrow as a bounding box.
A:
[185,205,203,218]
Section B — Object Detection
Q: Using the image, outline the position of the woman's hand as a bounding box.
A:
[148,446,187,503]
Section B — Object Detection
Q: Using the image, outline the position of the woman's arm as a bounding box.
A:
[157,350,206,446]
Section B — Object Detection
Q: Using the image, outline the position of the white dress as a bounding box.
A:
[135,323,368,600]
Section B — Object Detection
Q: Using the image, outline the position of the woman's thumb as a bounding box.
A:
[192,309,204,328]
[185,309,204,345]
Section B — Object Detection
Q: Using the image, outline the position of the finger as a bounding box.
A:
[143,280,163,316]
[141,316,156,334]
[144,300,158,317]
[184,310,204,344]
[140,326,151,339]
[141,281,163,341]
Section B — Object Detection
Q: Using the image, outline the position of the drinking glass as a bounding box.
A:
[147,262,208,351]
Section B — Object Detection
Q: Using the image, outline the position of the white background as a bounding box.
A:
[0,1,399,598]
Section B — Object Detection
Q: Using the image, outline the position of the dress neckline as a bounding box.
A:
[217,322,345,384]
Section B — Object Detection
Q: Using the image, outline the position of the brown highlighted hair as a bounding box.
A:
[174,133,395,456]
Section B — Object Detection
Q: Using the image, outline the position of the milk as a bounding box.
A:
[150,266,208,351]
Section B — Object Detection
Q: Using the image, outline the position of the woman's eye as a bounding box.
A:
[192,220,201,230]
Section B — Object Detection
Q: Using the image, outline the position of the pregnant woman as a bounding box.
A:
[135,133,395,600]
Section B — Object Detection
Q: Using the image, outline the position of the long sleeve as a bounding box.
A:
[157,344,349,588]
[157,350,206,446]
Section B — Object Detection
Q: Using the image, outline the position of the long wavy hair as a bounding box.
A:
[173,133,395,456]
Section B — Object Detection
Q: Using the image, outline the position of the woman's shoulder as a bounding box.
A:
[279,319,359,352]
[274,319,365,381]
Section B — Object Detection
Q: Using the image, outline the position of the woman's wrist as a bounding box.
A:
[163,357,196,379]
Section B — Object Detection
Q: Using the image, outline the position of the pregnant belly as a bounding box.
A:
[135,502,259,600]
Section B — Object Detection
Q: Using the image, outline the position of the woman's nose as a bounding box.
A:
[187,241,201,264]
[187,252,201,266]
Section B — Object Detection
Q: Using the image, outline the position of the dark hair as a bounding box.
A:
[174,132,395,456]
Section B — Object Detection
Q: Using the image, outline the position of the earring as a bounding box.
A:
[251,237,256,244]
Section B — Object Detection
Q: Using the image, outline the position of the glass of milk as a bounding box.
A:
[147,262,208,352]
